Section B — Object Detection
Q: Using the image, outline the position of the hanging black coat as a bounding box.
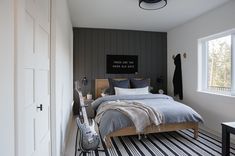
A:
[173,54,183,100]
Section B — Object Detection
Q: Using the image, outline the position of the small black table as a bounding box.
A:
[221,122,235,156]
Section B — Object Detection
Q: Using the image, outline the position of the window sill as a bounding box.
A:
[197,90,235,98]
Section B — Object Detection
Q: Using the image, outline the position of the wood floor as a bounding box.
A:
[64,118,77,156]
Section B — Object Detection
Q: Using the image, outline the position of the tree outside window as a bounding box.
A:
[207,35,231,92]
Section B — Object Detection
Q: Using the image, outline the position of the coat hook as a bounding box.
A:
[183,53,186,59]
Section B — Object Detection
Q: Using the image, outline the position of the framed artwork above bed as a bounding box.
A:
[106,55,138,74]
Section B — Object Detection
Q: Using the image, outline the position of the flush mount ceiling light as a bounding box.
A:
[139,0,167,10]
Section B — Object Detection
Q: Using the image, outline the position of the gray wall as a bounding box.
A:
[73,28,167,96]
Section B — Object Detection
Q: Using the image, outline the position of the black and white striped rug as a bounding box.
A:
[76,130,235,156]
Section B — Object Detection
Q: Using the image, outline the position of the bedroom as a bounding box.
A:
[0,0,234,156]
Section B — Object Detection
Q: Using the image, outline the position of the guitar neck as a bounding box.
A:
[78,92,89,125]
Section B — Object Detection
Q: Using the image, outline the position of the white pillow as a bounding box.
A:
[114,86,149,96]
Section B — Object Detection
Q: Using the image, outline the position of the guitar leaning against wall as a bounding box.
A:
[74,89,100,156]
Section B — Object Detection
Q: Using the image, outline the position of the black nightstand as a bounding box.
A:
[84,99,95,118]
[221,122,235,156]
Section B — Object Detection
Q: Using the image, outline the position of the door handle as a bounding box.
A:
[37,104,43,111]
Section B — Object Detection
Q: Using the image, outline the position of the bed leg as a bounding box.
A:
[138,134,141,140]
[144,134,147,138]
[194,126,199,139]
[105,136,112,148]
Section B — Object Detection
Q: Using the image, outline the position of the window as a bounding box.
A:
[198,30,235,96]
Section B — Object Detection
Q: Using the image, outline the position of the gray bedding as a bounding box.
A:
[92,94,203,139]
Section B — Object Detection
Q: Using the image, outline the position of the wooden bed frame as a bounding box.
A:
[95,79,199,148]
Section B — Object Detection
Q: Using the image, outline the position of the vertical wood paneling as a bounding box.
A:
[73,29,79,80]
[100,30,105,78]
[146,32,151,78]
[87,29,92,93]
[151,33,158,87]
[73,28,167,95]
[77,29,85,81]
[162,33,167,93]
[104,30,110,79]
[140,32,147,76]
[91,30,96,79]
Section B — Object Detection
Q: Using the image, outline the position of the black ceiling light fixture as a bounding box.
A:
[139,0,167,10]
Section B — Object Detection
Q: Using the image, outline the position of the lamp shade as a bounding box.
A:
[139,0,167,10]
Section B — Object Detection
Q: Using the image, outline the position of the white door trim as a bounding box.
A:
[15,0,27,155]
[50,0,57,155]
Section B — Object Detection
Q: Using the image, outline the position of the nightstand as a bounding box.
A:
[84,99,95,118]
[221,122,235,156]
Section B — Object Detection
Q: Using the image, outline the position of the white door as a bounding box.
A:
[23,0,51,155]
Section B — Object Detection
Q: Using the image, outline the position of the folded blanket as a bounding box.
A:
[95,100,164,133]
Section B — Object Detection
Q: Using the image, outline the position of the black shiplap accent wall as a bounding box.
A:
[73,28,167,96]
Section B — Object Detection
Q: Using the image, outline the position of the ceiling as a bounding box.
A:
[68,0,230,32]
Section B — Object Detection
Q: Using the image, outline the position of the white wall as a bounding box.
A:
[51,0,73,155]
[168,1,235,135]
[0,0,15,156]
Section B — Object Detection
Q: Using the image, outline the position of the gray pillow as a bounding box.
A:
[130,78,150,88]
[108,78,130,95]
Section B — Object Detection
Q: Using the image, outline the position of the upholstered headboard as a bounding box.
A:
[95,78,150,98]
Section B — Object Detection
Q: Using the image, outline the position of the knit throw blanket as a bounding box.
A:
[95,100,164,133]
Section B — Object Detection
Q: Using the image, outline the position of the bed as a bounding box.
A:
[92,79,203,148]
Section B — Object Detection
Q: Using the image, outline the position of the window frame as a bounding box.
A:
[198,29,235,96]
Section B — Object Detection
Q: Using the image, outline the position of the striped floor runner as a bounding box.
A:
[76,129,235,156]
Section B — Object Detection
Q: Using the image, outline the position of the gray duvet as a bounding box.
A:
[92,94,203,139]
